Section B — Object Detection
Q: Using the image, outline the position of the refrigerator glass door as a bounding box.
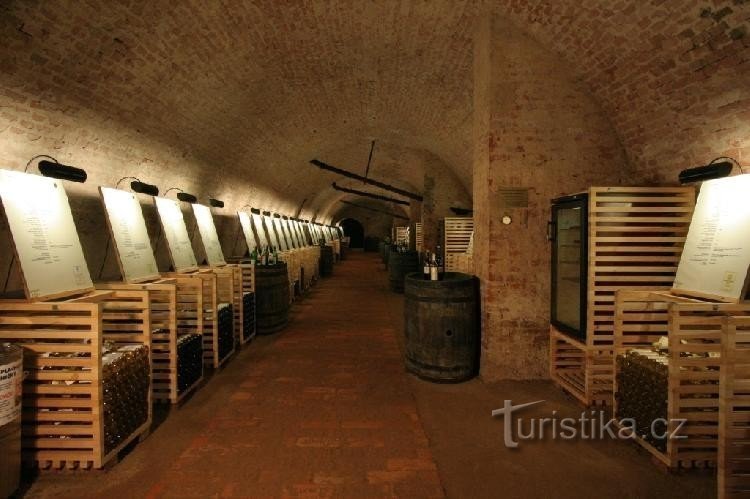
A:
[552,198,586,339]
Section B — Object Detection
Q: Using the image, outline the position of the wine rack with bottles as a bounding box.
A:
[0,290,153,469]
[613,290,750,469]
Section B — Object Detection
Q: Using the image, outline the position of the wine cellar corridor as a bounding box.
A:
[21,253,713,499]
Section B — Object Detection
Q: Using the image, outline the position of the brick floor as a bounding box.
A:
[24,252,444,498]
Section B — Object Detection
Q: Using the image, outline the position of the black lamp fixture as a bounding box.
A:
[262,211,271,216]
[115,176,159,196]
[164,187,197,204]
[25,155,87,183]
[250,208,261,215]
[679,156,746,184]
[209,198,225,208]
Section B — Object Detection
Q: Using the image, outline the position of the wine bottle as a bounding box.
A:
[423,252,431,280]
[430,252,438,281]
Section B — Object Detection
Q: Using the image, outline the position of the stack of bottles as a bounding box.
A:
[176,333,203,393]
[393,241,410,254]
[616,349,669,451]
[422,246,445,281]
[242,292,256,340]
[101,344,150,453]
[217,303,234,360]
[250,246,279,266]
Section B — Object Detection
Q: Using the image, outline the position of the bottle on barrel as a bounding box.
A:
[429,252,439,281]
[250,247,258,264]
[423,252,431,280]
[261,245,269,266]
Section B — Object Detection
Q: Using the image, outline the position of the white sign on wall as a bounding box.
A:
[273,217,289,251]
[672,174,750,302]
[251,213,269,247]
[0,170,93,299]
[153,196,198,272]
[238,211,258,252]
[100,187,160,283]
[192,203,226,266]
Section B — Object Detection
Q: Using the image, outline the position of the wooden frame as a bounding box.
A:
[98,277,204,404]
[613,290,750,469]
[0,290,152,469]
[444,217,474,272]
[550,186,695,406]
[229,262,256,345]
[719,316,750,498]
[164,269,234,369]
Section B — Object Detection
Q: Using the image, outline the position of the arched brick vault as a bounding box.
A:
[0,0,747,287]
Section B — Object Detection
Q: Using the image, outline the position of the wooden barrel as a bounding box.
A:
[404,272,479,382]
[0,343,21,498]
[255,263,290,335]
[388,250,420,293]
[319,246,334,277]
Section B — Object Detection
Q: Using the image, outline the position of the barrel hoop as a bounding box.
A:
[404,295,475,304]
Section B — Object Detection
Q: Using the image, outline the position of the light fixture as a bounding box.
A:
[263,211,271,216]
[209,198,225,208]
[25,155,87,183]
[251,208,261,215]
[679,156,745,184]
[115,176,158,196]
[164,187,197,204]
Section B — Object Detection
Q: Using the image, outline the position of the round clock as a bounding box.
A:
[502,215,512,225]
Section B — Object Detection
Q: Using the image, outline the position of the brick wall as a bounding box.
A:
[473,15,632,380]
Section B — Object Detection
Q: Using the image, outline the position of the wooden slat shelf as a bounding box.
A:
[550,186,696,407]
[614,291,750,470]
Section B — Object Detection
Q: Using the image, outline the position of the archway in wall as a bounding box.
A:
[340,218,365,249]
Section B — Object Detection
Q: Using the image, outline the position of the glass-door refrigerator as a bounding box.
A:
[550,193,588,341]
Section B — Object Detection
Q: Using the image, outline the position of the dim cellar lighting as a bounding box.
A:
[164,187,197,204]
[678,156,745,184]
[24,155,87,183]
[115,176,159,196]
[209,198,225,208]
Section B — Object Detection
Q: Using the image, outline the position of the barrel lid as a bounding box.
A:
[404,272,474,285]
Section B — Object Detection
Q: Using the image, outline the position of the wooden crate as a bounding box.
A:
[0,290,152,469]
[550,186,695,406]
[444,217,474,272]
[98,277,204,404]
[165,269,234,369]
[720,316,750,498]
[613,290,750,469]
[414,223,423,253]
[550,326,613,406]
[230,262,256,345]
[278,249,300,302]
[452,253,474,275]
[299,246,320,291]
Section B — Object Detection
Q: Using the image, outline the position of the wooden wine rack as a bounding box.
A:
[550,186,696,406]
[98,277,204,404]
[720,316,750,498]
[0,290,152,469]
[613,290,750,469]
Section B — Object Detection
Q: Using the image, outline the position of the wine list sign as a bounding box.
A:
[672,174,750,302]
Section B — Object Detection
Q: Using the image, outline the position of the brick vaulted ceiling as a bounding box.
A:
[0,0,748,217]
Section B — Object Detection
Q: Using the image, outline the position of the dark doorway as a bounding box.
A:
[340,218,365,248]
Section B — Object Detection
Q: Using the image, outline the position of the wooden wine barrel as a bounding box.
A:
[319,245,334,277]
[255,263,290,335]
[404,272,479,382]
[0,344,21,498]
[388,250,420,293]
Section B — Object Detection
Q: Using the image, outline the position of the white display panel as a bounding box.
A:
[192,203,226,266]
[100,187,160,283]
[264,215,282,249]
[0,170,93,299]
[153,196,198,272]
[250,213,269,247]
[284,219,297,248]
[288,220,301,248]
[238,211,258,252]
[672,174,750,302]
[272,217,289,250]
[295,222,307,246]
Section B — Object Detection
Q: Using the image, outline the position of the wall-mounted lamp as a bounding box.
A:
[164,187,197,204]
[115,176,159,196]
[250,208,261,215]
[25,155,87,183]
[209,198,225,208]
[262,211,271,216]
[679,156,745,184]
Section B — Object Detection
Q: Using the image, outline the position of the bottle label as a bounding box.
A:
[0,358,22,426]
[430,266,438,281]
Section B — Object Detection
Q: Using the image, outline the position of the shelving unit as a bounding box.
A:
[550,186,695,406]
[444,217,474,272]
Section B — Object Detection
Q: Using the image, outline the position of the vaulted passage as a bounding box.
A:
[1,1,748,497]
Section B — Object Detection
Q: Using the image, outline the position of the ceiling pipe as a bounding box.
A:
[310,158,423,202]
[332,182,410,206]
